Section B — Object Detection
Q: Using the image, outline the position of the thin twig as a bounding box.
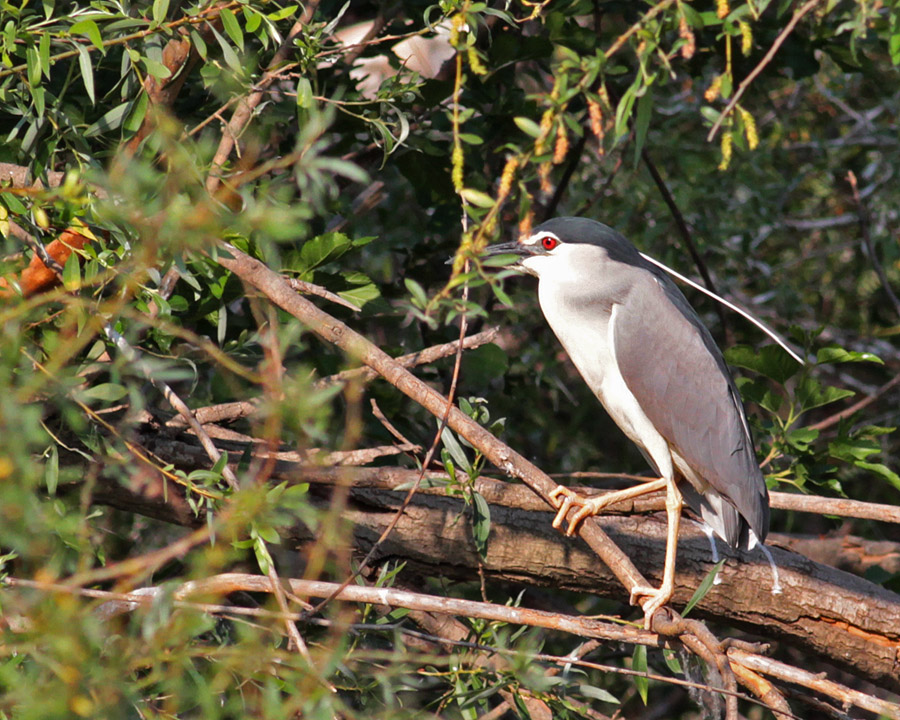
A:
[104,325,239,490]
[640,148,729,336]
[289,277,361,312]
[206,1,321,194]
[808,373,900,431]
[370,398,419,448]
[848,170,900,318]
[707,0,822,142]
[315,327,499,388]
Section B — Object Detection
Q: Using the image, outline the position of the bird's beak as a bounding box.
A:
[481,240,537,263]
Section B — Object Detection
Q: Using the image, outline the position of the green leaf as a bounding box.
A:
[441,427,471,472]
[70,19,103,52]
[614,79,638,140]
[816,346,883,365]
[75,44,95,104]
[152,0,170,23]
[683,560,725,616]
[211,27,242,74]
[460,188,495,208]
[632,644,648,704]
[796,376,855,413]
[45,444,59,495]
[299,232,352,275]
[81,383,129,402]
[211,451,229,476]
[123,91,149,133]
[725,344,801,384]
[471,491,491,558]
[633,86,653,166]
[785,427,819,452]
[404,278,428,308]
[481,253,519,267]
[338,283,379,308]
[662,648,682,675]
[84,100,132,137]
[735,376,783,413]
[854,462,900,492]
[38,32,50,79]
[268,5,298,21]
[220,8,244,51]
[26,45,41,86]
[295,77,313,108]
[577,684,619,704]
[513,116,542,138]
[141,55,172,79]
[62,251,81,290]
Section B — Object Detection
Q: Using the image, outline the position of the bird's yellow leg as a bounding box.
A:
[549,477,668,536]
[629,476,683,629]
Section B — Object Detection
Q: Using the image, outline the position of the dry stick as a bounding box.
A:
[162,328,500,427]
[315,326,499,388]
[289,277,362,312]
[770,490,900,524]
[730,663,792,720]
[728,648,900,720]
[808,373,900,432]
[370,398,418,448]
[206,2,321,194]
[848,170,900,318]
[707,0,822,142]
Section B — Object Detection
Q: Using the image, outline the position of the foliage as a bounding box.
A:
[1,0,899,718]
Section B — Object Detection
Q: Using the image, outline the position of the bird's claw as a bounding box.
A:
[549,485,610,537]
[630,584,672,630]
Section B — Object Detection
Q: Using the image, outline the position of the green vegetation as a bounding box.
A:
[1,1,898,717]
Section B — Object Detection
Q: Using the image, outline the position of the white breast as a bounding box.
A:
[529,248,674,481]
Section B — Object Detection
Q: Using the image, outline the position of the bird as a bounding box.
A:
[483,216,770,627]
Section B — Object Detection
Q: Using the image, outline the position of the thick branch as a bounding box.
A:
[91,449,900,692]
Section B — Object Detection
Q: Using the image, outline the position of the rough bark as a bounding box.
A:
[89,435,900,692]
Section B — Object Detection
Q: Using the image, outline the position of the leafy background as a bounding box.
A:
[1,0,899,717]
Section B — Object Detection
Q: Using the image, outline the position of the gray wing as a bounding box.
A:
[612,265,769,548]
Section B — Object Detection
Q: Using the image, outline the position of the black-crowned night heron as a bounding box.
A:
[485,217,770,627]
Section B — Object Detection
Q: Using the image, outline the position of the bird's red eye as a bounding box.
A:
[540,235,559,251]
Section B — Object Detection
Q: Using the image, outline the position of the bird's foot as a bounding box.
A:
[630,582,674,630]
[548,486,613,536]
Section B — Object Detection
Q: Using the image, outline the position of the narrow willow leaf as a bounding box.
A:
[220,8,244,51]
[45,444,59,495]
[62,250,81,290]
[70,19,103,52]
[683,559,726,616]
[75,44,95,104]
[472,491,491,558]
[632,644,649,704]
